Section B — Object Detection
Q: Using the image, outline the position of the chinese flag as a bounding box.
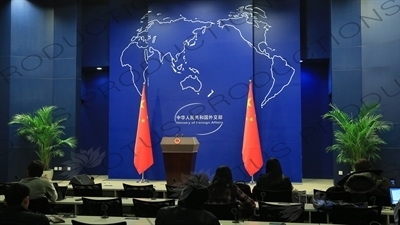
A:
[242,80,263,176]
[134,84,153,174]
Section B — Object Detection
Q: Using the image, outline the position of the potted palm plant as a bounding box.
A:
[9,105,77,179]
[322,103,392,170]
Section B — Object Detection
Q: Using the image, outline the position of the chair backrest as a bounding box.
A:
[28,197,52,214]
[258,201,304,222]
[165,184,183,199]
[330,205,382,225]
[313,189,327,200]
[72,183,103,197]
[54,184,68,201]
[81,197,123,217]
[132,198,175,217]
[71,220,127,225]
[367,193,391,206]
[234,181,253,199]
[253,186,292,202]
[0,183,12,195]
[122,183,154,198]
[203,202,239,220]
[349,192,391,206]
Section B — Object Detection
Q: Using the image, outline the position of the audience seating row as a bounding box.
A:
[62,183,391,223]
[70,183,156,198]
[2,181,394,224]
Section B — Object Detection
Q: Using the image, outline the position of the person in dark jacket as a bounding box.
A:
[155,173,219,225]
[255,158,293,190]
[0,183,49,225]
[338,158,392,203]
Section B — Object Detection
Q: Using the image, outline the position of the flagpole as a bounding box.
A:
[134,84,153,182]
[243,80,263,184]
[137,172,149,183]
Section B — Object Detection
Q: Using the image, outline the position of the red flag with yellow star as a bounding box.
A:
[134,84,153,174]
[242,80,263,176]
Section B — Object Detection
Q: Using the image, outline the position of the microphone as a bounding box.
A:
[370,196,376,206]
[231,208,239,223]
[172,178,177,184]
[260,192,266,202]
[101,203,108,218]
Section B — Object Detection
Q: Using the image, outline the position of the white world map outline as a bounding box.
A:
[120,5,296,135]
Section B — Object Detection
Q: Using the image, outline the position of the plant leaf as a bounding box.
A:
[322,102,392,168]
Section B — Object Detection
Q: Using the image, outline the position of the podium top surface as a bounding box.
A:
[160,137,199,153]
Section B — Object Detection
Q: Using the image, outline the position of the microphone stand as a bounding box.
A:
[101,203,109,219]
[231,208,239,223]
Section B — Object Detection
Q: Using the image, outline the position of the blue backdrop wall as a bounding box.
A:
[331,0,400,184]
[108,0,302,182]
[301,60,333,179]
[2,1,399,183]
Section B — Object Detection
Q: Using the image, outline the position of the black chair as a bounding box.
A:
[72,183,102,197]
[122,183,155,198]
[71,220,127,225]
[28,197,52,214]
[349,192,391,206]
[132,198,175,217]
[81,197,123,217]
[258,201,304,222]
[313,189,327,200]
[366,193,391,206]
[203,202,239,220]
[252,186,292,202]
[0,182,12,195]
[330,204,382,225]
[234,181,253,199]
[165,184,183,199]
[53,184,68,201]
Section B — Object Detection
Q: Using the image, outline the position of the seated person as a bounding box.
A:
[206,165,255,209]
[0,183,50,225]
[338,158,392,198]
[155,173,219,225]
[19,160,57,202]
[256,158,293,191]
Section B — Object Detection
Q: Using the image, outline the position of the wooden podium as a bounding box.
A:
[160,137,199,185]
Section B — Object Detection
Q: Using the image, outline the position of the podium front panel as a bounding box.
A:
[163,152,197,185]
[161,137,199,185]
